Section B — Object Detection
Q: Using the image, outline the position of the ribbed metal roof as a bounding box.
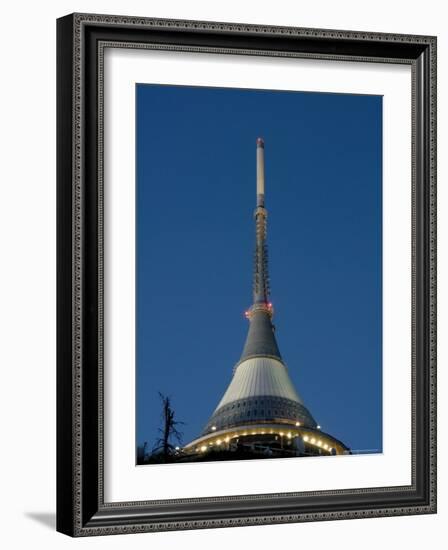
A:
[216,356,302,408]
[202,355,317,435]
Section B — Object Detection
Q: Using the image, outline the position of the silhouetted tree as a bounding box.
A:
[137,441,148,464]
[152,392,184,461]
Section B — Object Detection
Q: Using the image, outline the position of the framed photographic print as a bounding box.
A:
[56,13,437,536]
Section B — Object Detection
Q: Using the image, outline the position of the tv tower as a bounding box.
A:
[183,139,348,459]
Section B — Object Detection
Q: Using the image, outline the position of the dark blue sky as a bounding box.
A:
[136,84,382,454]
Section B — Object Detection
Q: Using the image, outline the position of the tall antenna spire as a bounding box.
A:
[241,138,280,361]
[253,137,271,307]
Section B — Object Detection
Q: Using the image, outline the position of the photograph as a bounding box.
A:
[55,11,436,536]
[135,84,383,465]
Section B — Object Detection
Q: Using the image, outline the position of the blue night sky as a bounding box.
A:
[136,84,382,455]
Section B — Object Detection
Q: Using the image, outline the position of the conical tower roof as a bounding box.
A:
[201,138,317,436]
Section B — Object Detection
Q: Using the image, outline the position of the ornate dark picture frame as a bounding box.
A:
[56,13,437,537]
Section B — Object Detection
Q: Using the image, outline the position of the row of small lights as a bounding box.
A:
[196,424,334,454]
[302,434,333,452]
[211,422,322,432]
